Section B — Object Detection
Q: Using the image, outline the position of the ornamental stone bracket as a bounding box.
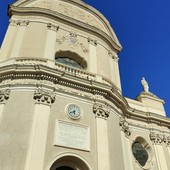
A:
[47,23,59,32]
[93,102,110,119]
[0,89,10,104]
[33,89,56,106]
[150,132,170,146]
[119,117,131,137]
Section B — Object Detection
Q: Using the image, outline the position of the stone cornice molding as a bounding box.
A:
[33,88,55,105]
[8,6,122,53]
[93,102,110,119]
[0,89,10,104]
[0,62,169,127]
[119,117,131,137]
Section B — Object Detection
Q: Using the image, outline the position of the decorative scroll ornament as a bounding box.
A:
[119,117,131,137]
[56,33,89,53]
[0,89,10,103]
[34,89,55,105]
[93,103,110,119]
[150,132,163,144]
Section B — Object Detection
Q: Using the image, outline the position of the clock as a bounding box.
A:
[67,104,81,119]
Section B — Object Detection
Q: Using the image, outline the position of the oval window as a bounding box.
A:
[132,142,149,166]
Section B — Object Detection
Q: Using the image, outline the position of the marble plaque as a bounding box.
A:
[55,121,90,150]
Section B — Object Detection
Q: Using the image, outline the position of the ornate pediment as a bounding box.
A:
[11,0,122,49]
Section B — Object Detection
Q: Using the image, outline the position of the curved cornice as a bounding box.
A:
[8,5,122,53]
[0,62,169,127]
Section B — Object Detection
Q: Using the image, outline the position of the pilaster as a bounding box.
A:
[108,51,121,91]
[88,37,98,74]
[119,117,133,170]
[10,20,29,59]
[93,102,110,170]
[0,89,10,124]
[150,132,169,170]
[24,88,55,170]
[44,23,59,65]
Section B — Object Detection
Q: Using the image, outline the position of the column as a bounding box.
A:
[150,132,169,170]
[93,102,110,170]
[10,20,29,58]
[88,38,98,74]
[0,89,10,125]
[119,117,134,170]
[44,23,59,66]
[24,88,55,170]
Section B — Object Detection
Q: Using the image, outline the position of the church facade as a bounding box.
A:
[0,0,170,170]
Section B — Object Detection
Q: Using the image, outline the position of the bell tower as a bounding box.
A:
[1,1,170,170]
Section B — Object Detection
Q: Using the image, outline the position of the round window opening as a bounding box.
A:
[56,166,74,170]
[132,142,149,167]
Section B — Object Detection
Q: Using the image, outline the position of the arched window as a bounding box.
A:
[55,57,83,69]
[55,51,87,69]
[56,166,74,170]
[50,155,91,170]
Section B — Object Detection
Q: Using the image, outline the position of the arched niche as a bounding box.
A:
[55,51,87,70]
[50,155,90,170]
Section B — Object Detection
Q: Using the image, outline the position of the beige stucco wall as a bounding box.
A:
[0,91,35,170]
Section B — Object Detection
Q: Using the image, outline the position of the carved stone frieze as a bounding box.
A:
[87,37,98,46]
[119,117,131,137]
[56,33,88,53]
[47,23,59,32]
[0,89,10,104]
[33,89,55,105]
[93,103,110,119]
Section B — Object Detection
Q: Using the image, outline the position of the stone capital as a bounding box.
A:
[93,103,110,119]
[119,117,131,137]
[108,51,119,62]
[150,132,163,145]
[47,23,59,32]
[34,89,55,105]
[0,89,10,104]
[87,37,98,46]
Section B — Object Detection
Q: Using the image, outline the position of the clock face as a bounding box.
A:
[67,104,81,119]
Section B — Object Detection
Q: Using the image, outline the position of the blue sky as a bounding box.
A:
[1,0,170,117]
